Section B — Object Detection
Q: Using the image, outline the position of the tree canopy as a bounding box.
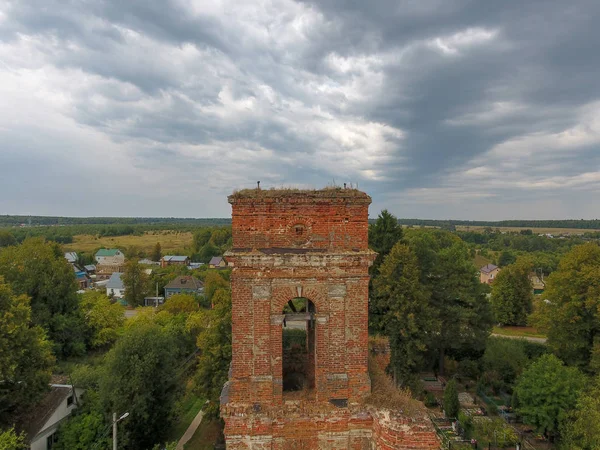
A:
[121,258,150,307]
[0,238,86,356]
[0,427,26,450]
[100,322,182,450]
[561,375,600,450]
[192,288,232,418]
[79,291,125,349]
[368,209,403,270]
[372,243,432,387]
[515,354,585,441]
[0,278,54,425]
[490,258,534,326]
[534,243,600,372]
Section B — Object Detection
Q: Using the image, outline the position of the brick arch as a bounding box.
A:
[271,284,328,315]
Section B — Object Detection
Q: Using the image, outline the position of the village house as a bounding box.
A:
[160,255,190,268]
[73,266,89,290]
[479,263,500,284]
[106,272,125,298]
[94,248,125,265]
[164,275,204,299]
[95,249,125,279]
[208,256,227,268]
[530,272,546,295]
[18,384,85,450]
[64,252,77,264]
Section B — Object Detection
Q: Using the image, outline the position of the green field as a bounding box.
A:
[63,231,194,254]
[492,326,546,339]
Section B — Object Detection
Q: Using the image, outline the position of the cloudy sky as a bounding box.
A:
[1,0,599,219]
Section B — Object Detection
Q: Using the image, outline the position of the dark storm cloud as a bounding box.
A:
[0,0,599,218]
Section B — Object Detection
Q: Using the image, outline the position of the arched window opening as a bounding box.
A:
[282,297,316,394]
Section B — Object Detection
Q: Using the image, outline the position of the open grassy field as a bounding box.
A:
[63,231,194,254]
[492,326,546,339]
[456,225,600,235]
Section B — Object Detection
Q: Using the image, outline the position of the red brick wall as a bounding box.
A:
[228,190,371,250]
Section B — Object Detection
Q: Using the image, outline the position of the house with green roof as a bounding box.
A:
[94,248,125,265]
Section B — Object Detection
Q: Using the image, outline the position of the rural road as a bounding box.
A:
[490,333,547,344]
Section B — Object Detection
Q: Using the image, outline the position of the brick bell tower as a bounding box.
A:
[220,187,376,449]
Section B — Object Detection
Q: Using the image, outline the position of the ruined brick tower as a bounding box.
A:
[221,187,376,449]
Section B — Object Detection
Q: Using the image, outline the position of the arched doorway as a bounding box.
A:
[282,297,316,394]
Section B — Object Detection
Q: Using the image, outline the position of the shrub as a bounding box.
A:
[424,392,438,407]
[473,418,518,448]
[458,359,481,380]
[444,379,460,419]
[458,411,473,439]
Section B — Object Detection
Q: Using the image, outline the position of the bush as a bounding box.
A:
[458,359,481,380]
[444,379,460,419]
[424,392,438,407]
[457,411,473,439]
[473,418,518,448]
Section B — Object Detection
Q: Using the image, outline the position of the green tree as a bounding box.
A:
[535,243,600,371]
[0,427,26,450]
[443,378,460,418]
[490,258,534,326]
[497,250,517,267]
[373,243,433,386]
[121,258,150,307]
[482,337,530,390]
[514,354,585,441]
[411,232,493,375]
[561,375,600,450]
[53,392,110,450]
[204,271,229,305]
[0,231,16,248]
[368,209,403,270]
[160,293,198,315]
[197,242,221,263]
[193,228,213,251]
[210,228,231,248]
[193,288,232,418]
[0,238,86,356]
[80,291,125,348]
[100,322,182,450]
[0,278,55,425]
[151,242,162,262]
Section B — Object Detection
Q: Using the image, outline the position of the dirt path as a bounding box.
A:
[176,409,205,450]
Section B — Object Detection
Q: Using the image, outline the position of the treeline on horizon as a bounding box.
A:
[397,218,600,230]
[0,215,230,227]
[3,214,600,230]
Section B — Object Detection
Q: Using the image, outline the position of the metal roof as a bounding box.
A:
[106,272,124,289]
[209,256,224,265]
[64,252,78,263]
[164,276,203,290]
[163,255,189,262]
[95,249,121,257]
[480,263,499,274]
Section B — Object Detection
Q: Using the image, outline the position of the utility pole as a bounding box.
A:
[113,412,117,450]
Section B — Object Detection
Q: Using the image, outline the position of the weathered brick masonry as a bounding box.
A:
[221,188,440,449]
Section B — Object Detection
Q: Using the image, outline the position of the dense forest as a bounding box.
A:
[398,218,600,230]
[0,215,231,227]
